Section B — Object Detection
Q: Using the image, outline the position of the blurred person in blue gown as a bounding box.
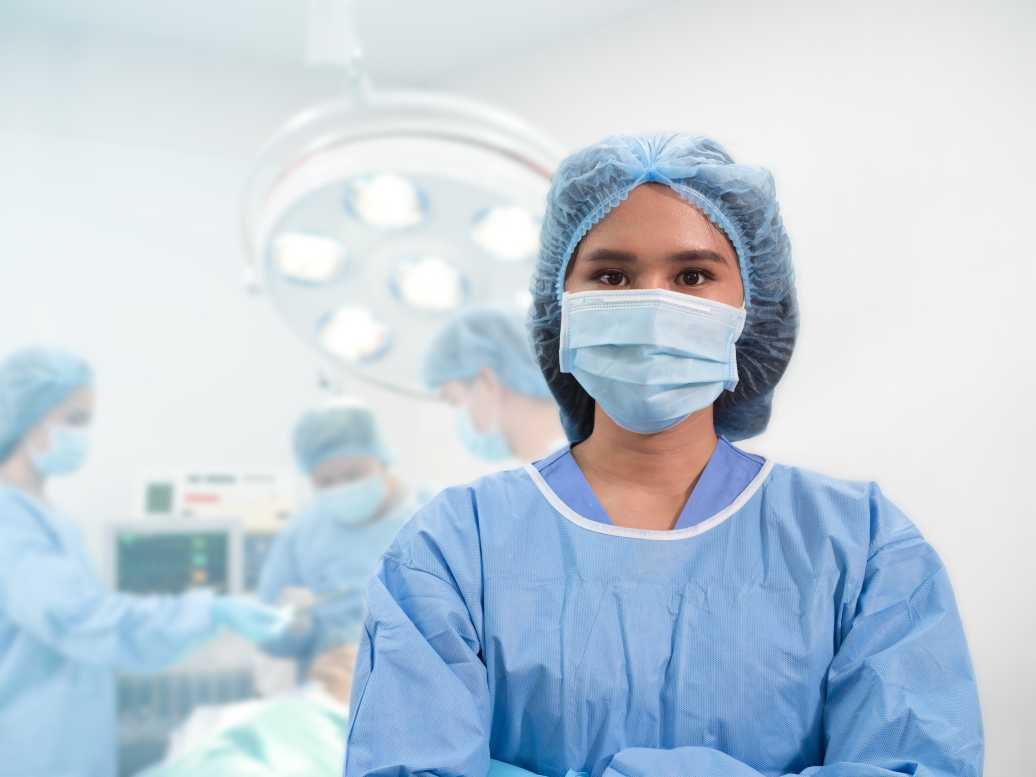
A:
[258,400,429,679]
[0,346,289,777]
[424,307,564,462]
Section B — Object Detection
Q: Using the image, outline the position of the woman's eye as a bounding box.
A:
[680,269,706,286]
[596,271,626,286]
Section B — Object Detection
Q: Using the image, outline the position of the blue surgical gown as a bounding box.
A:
[0,486,219,777]
[536,437,762,529]
[344,457,984,777]
[258,489,426,672]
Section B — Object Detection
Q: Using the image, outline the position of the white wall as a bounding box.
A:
[1,1,1032,773]
[440,1,1034,771]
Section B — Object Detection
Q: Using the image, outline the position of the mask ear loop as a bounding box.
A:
[481,371,508,438]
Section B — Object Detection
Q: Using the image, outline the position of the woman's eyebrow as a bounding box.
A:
[667,249,731,266]
[580,248,638,263]
[581,248,731,265]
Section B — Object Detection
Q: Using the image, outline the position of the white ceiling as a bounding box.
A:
[5,0,649,84]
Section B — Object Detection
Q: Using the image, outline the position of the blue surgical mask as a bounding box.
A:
[314,475,388,526]
[31,425,90,476]
[559,288,747,434]
[456,408,512,462]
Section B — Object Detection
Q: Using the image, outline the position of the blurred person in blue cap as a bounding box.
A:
[257,399,428,678]
[0,346,289,777]
[344,135,983,777]
[423,307,563,462]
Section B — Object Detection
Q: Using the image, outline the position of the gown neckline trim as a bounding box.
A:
[522,457,774,541]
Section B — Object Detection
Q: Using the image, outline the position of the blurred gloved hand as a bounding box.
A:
[212,597,291,644]
[276,586,316,610]
[276,586,317,636]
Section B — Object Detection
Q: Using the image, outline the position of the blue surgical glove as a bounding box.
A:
[212,597,290,644]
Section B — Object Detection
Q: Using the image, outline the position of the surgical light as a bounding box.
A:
[318,307,391,364]
[471,206,540,261]
[241,1,563,398]
[344,174,426,229]
[273,233,346,284]
[391,256,468,313]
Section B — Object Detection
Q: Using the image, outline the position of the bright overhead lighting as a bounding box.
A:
[272,232,346,284]
[391,256,468,313]
[471,206,540,261]
[344,174,426,229]
[318,307,392,363]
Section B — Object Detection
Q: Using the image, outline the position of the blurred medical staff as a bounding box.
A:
[0,347,289,777]
[257,400,426,677]
[423,307,563,461]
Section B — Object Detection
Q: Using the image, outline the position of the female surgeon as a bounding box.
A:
[343,135,984,777]
[0,347,290,777]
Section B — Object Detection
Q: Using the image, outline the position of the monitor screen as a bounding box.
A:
[117,530,229,594]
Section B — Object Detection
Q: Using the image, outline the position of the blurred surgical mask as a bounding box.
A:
[314,475,387,526]
[31,425,90,476]
[456,408,512,462]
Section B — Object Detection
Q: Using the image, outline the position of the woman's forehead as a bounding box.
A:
[576,184,736,262]
[314,455,380,480]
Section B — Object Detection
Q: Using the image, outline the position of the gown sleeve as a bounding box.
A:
[596,484,984,777]
[343,489,492,777]
[256,526,298,604]
[255,523,318,659]
[0,491,217,671]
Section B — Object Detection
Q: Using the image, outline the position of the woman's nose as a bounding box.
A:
[634,272,675,291]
